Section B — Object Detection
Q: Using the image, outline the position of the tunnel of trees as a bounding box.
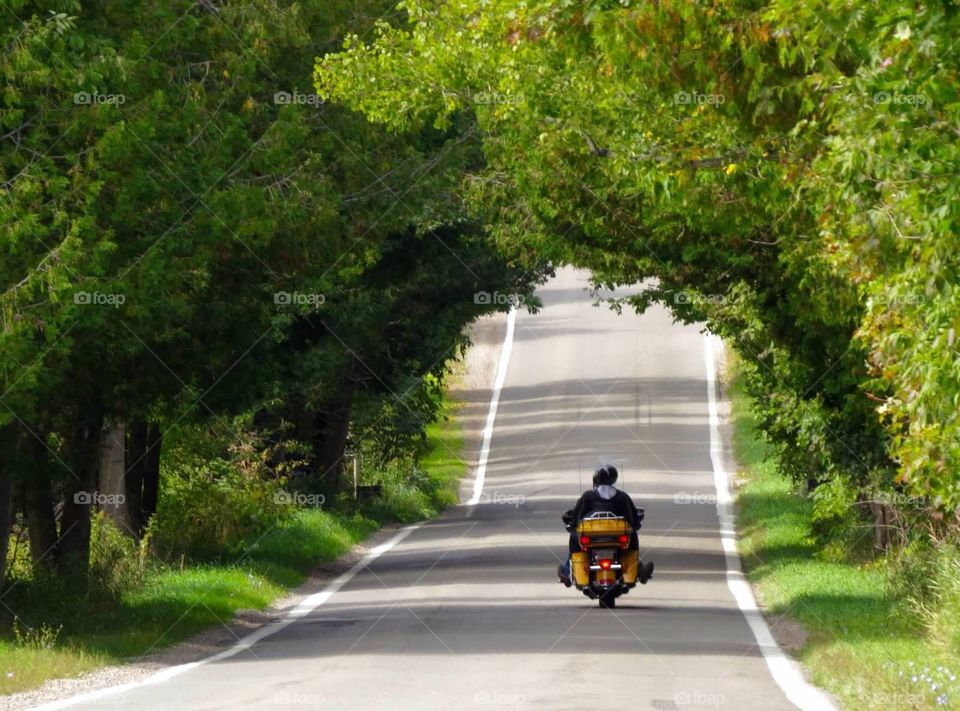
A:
[1,0,957,620]
[317,0,960,548]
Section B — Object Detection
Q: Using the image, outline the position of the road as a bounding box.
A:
[51,268,819,710]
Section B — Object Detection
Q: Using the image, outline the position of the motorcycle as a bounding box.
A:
[561,508,644,609]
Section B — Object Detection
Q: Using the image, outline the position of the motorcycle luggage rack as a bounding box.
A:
[583,511,622,520]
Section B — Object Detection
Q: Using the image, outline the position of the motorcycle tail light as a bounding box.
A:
[618,534,629,546]
[599,559,612,570]
[580,536,590,546]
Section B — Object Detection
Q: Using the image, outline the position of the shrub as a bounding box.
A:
[362,461,436,523]
[11,618,61,650]
[88,512,146,600]
[149,458,289,561]
[913,547,960,655]
[886,538,941,605]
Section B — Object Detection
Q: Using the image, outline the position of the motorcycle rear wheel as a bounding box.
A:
[598,589,617,609]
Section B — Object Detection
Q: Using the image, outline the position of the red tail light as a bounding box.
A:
[599,559,612,570]
[618,534,629,546]
[580,535,590,546]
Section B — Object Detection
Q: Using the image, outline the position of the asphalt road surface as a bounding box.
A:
[53,268,813,711]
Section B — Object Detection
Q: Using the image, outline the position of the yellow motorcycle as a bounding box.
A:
[561,509,644,608]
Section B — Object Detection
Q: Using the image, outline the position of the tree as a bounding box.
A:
[0,0,547,584]
[316,0,960,519]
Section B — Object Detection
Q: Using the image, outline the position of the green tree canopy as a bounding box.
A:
[316,0,960,513]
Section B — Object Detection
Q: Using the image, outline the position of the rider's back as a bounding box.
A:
[573,484,637,526]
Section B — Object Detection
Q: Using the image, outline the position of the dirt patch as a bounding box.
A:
[767,614,809,653]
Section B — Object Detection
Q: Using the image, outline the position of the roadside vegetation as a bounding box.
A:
[0,394,467,695]
[730,360,960,710]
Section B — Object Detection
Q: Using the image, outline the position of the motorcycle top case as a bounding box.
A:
[576,517,632,536]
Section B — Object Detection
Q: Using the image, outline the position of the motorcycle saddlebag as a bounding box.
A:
[620,549,639,584]
[571,551,590,587]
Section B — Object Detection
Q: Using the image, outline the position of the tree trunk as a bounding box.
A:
[125,421,162,536]
[98,421,131,534]
[58,419,100,578]
[24,434,58,570]
[125,420,148,536]
[871,500,895,551]
[314,382,356,491]
[141,424,162,525]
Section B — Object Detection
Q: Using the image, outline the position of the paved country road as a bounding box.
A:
[40,268,833,711]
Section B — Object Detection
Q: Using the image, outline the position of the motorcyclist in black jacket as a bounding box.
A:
[557,465,654,586]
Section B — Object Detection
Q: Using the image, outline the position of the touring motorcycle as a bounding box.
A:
[561,508,644,608]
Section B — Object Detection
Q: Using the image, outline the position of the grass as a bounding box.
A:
[0,392,468,696]
[0,509,377,695]
[728,363,960,710]
[418,396,468,507]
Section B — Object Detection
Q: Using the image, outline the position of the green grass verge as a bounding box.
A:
[418,396,468,507]
[0,510,377,695]
[729,365,960,710]
[0,392,468,696]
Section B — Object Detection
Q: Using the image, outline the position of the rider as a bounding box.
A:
[558,465,654,586]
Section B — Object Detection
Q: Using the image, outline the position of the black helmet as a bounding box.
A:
[593,465,618,487]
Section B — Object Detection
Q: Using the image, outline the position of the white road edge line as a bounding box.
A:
[27,524,423,711]
[704,333,837,711]
[467,307,517,506]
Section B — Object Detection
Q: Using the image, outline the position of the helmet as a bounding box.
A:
[593,465,618,487]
